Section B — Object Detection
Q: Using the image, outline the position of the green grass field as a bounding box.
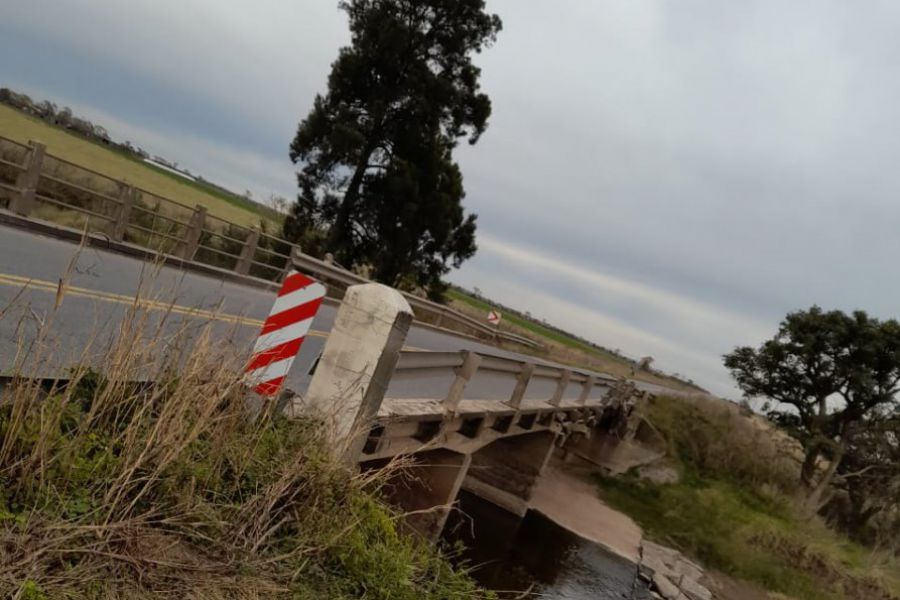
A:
[0,104,277,227]
[447,288,623,359]
[447,287,703,391]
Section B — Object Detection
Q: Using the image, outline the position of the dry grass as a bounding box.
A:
[0,263,489,599]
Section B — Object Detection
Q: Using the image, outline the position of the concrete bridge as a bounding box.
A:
[290,282,643,540]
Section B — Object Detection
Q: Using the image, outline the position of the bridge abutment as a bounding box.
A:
[364,449,471,541]
[462,431,557,517]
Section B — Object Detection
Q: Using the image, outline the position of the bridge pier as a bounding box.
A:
[363,449,471,541]
[462,431,557,517]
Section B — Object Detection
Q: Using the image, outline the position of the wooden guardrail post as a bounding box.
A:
[236,227,259,275]
[10,140,46,216]
[178,204,207,261]
[507,362,535,408]
[577,375,596,405]
[550,369,572,407]
[444,350,481,412]
[112,183,135,241]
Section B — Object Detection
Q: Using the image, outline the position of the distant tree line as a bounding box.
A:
[0,87,151,160]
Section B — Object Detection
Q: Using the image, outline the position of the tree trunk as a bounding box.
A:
[803,443,845,517]
[328,162,368,263]
[328,135,381,263]
[800,445,820,487]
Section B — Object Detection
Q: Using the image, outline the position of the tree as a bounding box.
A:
[35,100,57,120]
[283,0,501,297]
[724,307,900,514]
[55,106,73,128]
[826,408,900,545]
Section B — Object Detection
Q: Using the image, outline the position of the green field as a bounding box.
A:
[0,104,277,227]
[447,287,702,391]
[448,288,623,358]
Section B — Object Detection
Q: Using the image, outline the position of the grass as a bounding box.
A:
[0,270,490,599]
[0,104,278,227]
[447,288,620,357]
[593,395,900,600]
[446,287,703,392]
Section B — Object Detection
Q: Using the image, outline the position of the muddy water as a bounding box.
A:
[445,490,652,599]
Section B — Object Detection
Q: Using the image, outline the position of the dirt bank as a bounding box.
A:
[529,460,643,564]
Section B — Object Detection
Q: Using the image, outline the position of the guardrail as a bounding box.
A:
[0,136,538,348]
[388,348,618,409]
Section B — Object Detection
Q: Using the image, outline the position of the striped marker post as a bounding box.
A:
[245,271,326,397]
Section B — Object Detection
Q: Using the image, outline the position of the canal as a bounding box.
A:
[444,490,652,599]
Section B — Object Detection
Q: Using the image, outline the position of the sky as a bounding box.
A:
[4,1,900,398]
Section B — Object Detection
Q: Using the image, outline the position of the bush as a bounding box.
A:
[593,395,900,600]
[643,394,801,495]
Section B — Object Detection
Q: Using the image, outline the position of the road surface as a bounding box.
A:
[0,224,676,401]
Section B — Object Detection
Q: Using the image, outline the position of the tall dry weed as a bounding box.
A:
[0,259,489,599]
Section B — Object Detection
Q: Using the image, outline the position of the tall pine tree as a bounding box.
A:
[283,0,501,299]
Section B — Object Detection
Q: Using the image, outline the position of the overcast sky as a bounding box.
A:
[4,1,900,398]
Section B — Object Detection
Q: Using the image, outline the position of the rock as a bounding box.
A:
[641,540,681,578]
[653,573,681,600]
[637,461,681,485]
[639,541,713,600]
[680,577,713,600]
[672,557,704,587]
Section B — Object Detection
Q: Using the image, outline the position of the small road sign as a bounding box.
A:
[487,310,502,326]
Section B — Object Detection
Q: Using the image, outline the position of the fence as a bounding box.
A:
[0,136,537,348]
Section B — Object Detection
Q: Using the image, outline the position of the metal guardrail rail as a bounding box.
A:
[0,135,539,348]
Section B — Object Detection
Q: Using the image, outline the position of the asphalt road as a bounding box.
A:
[0,224,686,405]
[1,224,619,402]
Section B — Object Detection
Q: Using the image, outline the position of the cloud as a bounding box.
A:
[451,233,773,397]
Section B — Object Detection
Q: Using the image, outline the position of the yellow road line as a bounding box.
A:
[0,273,434,349]
[0,272,264,327]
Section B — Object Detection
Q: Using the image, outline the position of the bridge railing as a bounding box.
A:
[0,135,537,348]
[385,349,618,411]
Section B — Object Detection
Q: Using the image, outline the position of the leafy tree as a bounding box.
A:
[283,0,501,298]
[826,408,899,545]
[724,307,900,513]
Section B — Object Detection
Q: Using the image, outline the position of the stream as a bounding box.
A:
[444,490,652,599]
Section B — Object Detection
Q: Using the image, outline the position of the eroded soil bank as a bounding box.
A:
[529,460,771,600]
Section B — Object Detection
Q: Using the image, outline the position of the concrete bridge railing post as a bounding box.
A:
[297,282,413,463]
[443,350,481,411]
[235,226,260,275]
[507,362,535,409]
[112,183,135,241]
[550,369,572,407]
[10,140,46,216]
[577,375,596,405]
[178,204,207,260]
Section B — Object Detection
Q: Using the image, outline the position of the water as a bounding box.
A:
[444,491,651,599]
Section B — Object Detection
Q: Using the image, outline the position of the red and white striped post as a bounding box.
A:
[245,270,326,396]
